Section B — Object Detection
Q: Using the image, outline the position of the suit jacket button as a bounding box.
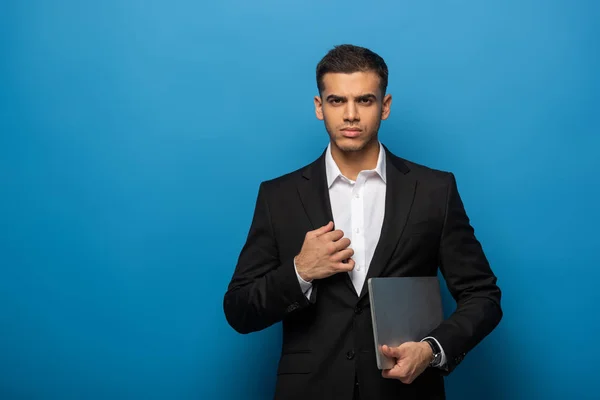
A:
[354,306,362,314]
[346,350,355,360]
[286,303,298,313]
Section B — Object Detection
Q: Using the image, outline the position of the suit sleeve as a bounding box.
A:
[223,182,313,334]
[427,173,503,374]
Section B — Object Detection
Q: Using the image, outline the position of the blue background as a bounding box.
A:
[1,1,599,399]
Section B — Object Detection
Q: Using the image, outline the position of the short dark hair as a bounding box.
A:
[316,44,389,95]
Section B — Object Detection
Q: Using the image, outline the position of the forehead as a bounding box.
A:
[321,71,382,96]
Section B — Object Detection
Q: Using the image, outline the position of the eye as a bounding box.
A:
[358,98,373,105]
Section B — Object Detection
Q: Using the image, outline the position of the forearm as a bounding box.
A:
[428,294,502,373]
[224,258,311,334]
[434,172,503,372]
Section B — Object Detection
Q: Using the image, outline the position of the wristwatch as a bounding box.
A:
[423,338,442,367]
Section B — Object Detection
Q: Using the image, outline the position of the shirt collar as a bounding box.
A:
[325,141,387,188]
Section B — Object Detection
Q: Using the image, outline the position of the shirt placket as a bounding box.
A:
[352,174,366,274]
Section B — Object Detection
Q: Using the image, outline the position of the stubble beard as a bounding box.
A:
[325,119,381,154]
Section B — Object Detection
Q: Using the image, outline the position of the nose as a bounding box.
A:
[343,101,359,122]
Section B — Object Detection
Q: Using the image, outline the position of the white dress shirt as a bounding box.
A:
[294,141,447,367]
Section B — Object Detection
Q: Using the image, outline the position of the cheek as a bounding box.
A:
[363,110,382,129]
[365,108,382,121]
[322,107,340,119]
[322,109,341,126]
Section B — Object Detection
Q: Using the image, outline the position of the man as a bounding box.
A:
[223,44,502,400]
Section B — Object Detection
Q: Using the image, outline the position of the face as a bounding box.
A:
[314,71,392,154]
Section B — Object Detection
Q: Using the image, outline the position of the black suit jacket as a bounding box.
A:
[223,145,502,400]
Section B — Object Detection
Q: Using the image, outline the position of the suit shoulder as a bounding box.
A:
[258,157,319,192]
[396,155,453,183]
[261,164,307,186]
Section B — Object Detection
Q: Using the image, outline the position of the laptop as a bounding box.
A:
[367,276,444,370]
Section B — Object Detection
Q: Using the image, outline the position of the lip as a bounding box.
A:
[341,128,362,138]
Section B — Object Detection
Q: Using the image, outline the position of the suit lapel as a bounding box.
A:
[297,151,334,229]
[358,149,417,299]
[297,146,418,299]
[297,151,356,295]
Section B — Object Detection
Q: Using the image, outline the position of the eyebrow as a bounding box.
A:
[356,93,377,102]
[326,93,378,102]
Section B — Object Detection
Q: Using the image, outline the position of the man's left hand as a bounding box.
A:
[381,342,433,384]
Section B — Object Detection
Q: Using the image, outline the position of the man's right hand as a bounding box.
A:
[294,221,355,282]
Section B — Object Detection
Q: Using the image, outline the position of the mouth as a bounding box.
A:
[340,128,362,138]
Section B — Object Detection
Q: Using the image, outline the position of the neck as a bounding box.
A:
[330,139,380,181]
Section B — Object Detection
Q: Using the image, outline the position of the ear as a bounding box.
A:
[381,94,392,120]
[314,95,324,120]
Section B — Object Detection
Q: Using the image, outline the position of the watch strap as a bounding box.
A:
[423,338,442,367]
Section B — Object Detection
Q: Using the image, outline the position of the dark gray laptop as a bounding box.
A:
[367,277,444,370]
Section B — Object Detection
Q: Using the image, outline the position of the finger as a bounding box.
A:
[332,237,351,252]
[383,365,411,382]
[320,229,345,242]
[333,258,355,272]
[307,221,334,239]
[382,344,402,359]
[331,248,354,263]
[381,367,403,380]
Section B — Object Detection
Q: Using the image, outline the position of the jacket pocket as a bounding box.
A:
[277,351,312,375]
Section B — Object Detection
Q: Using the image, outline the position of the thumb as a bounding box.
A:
[381,344,403,359]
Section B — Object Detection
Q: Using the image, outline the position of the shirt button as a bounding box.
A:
[346,350,355,360]
[355,228,360,233]
[355,264,360,271]
[354,193,360,199]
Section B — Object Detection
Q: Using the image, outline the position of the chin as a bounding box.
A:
[337,144,364,152]
[333,137,371,153]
